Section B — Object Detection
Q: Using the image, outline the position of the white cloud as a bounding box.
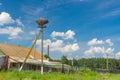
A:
[0,26,23,39]
[50,40,64,52]
[105,47,114,54]
[16,18,24,27]
[51,40,63,47]
[51,30,75,39]
[84,46,114,56]
[0,12,24,27]
[65,30,75,39]
[36,39,63,48]
[105,39,114,46]
[51,31,64,39]
[85,38,114,56]
[36,39,63,51]
[62,43,80,53]
[36,29,79,54]
[85,46,105,55]
[88,38,113,46]
[88,38,104,46]
[0,12,14,25]
[36,39,80,53]
[116,52,120,59]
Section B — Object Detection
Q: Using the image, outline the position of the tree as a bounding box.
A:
[44,54,53,61]
[73,58,78,66]
[61,56,68,64]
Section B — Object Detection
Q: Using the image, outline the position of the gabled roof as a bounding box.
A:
[0,43,46,60]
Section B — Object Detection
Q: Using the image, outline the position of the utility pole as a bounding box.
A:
[47,45,49,60]
[71,57,74,70]
[106,53,109,71]
[36,18,48,75]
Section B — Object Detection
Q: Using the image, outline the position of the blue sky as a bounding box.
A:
[0,0,120,59]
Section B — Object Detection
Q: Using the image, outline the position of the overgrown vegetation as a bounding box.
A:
[77,58,120,70]
[0,69,120,80]
[54,56,120,70]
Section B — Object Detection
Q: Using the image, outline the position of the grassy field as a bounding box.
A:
[0,70,120,80]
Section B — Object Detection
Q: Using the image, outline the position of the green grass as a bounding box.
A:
[0,70,120,80]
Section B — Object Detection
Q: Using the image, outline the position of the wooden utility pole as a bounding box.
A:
[19,31,41,71]
[106,53,109,71]
[47,45,49,60]
[36,18,48,75]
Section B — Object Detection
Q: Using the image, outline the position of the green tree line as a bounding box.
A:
[45,55,120,70]
[60,56,120,70]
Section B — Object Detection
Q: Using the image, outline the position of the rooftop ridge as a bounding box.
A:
[0,42,47,60]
